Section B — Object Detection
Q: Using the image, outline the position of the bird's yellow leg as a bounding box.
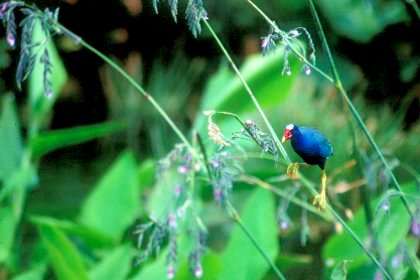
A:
[286,163,308,180]
[313,170,327,210]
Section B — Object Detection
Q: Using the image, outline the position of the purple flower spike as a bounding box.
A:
[0,2,8,19]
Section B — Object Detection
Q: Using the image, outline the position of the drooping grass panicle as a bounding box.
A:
[185,0,207,38]
[16,9,36,89]
[150,0,207,38]
[1,1,19,49]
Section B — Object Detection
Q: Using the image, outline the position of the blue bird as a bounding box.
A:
[282,123,333,210]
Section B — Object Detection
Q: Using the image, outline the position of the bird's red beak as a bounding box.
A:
[282,129,292,143]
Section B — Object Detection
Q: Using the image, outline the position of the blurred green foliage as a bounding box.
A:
[0,1,418,280]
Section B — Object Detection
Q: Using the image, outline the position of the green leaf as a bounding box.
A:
[0,206,17,264]
[323,182,416,274]
[11,263,47,280]
[37,223,89,280]
[0,94,23,183]
[316,0,408,42]
[219,188,278,280]
[30,216,115,248]
[79,151,140,240]
[194,49,299,134]
[329,260,351,280]
[28,19,68,118]
[30,121,126,158]
[89,244,133,280]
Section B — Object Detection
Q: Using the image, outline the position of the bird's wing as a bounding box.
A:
[308,128,333,158]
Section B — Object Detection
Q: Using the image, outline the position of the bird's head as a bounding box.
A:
[281,123,295,143]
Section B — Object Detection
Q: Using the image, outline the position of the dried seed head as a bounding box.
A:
[207,114,230,147]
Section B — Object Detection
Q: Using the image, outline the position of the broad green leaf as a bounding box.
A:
[329,260,351,280]
[323,182,416,274]
[0,95,23,182]
[30,216,115,248]
[28,20,68,118]
[0,206,17,264]
[11,263,47,280]
[30,121,126,158]
[79,151,140,240]
[89,244,133,280]
[317,0,408,42]
[37,223,89,280]
[194,49,299,135]
[219,188,278,280]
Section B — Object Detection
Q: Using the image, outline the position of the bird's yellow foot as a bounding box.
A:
[312,191,327,210]
[313,170,327,210]
[286,163,299,180]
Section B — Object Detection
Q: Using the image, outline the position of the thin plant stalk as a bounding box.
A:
[307,0,413,220]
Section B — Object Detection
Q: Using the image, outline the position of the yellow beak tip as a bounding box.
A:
[281,136,286,143]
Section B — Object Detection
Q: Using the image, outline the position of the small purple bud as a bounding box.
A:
[201,10,209,20]
[410,219,420,238]
[261,37,269,49]
[279,220,289,230]
[304,65,311,75]
[282,65,291,76]
[210,160,220,169]
[245,120,253,126]
[168,214,177,229]
[214,189,222,202]
[7,33,15,48]
[0,2,8,18]
[45,90,53,99]
[177,207,185,217]
[184,152,192,161]
[167,266,175,279]
[289,29,299,37]
[174,184,182,197]
[194,265,203,278]
[374,271,383,280]
[381,200,390,212]
[391,254,403,268]
[177,165,189,174]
